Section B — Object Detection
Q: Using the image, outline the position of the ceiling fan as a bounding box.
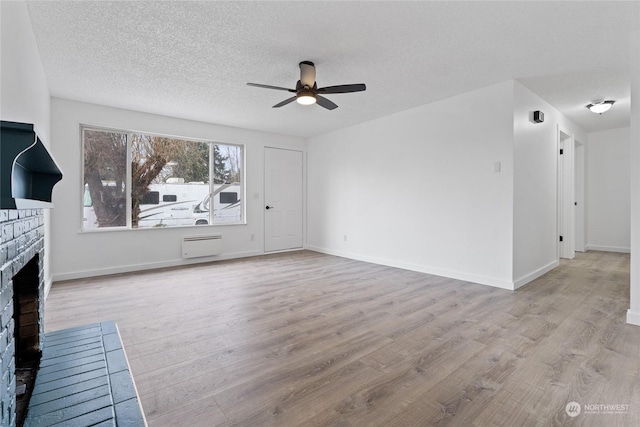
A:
[247,61,366,110]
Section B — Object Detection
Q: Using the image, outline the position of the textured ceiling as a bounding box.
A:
[26,1,640,138]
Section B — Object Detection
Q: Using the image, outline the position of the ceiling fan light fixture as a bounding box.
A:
[247,61,366,110]
[586,100,615,115]
[296,88,316,105]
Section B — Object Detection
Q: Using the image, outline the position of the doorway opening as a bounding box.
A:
[558,128,577,260]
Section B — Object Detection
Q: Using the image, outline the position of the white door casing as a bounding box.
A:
[574,140,586,252]
[558,127,575,260]
[264,147,303,252]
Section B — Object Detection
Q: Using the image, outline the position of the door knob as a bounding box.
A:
[266,206,273,210]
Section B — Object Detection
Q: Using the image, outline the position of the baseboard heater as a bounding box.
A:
[182,234,223,258]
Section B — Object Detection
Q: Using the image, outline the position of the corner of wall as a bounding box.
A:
[1,0,54,300]
[629,28,640,325]
[627,309,640,326]
[513,259,559,290]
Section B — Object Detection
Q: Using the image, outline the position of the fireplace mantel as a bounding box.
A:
[0,121,63,209]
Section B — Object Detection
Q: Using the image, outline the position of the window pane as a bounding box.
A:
[141,191,160,205]
[131,134,211,228]
[213,144,243,224]
[81,125,245,230]
[219,191,238,204]
[82,129,128,229]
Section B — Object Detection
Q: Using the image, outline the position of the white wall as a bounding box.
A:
[512,81,587,287]
[586,127,631,253]
[50,98,305,281]
[308,80,587,290]
[0,1,50,134]
[0,1,54,293]
[629,28,640,326]
[308,81,515,289]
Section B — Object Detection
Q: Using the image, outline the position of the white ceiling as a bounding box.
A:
[26,1,640,138]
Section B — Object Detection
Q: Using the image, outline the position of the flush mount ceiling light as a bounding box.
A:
[296,87,317,105]
[586,100,615,115]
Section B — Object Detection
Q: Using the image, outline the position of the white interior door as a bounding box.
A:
[558,128,575,260]
[264,147,303,252]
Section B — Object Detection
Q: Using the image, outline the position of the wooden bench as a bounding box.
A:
[24,321,146,426]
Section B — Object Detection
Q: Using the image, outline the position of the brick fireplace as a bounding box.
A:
[0,209,45,427]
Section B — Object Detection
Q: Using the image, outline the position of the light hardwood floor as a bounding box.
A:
[45,250,640,426]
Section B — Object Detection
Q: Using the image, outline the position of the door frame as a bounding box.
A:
[263,146,306,253]
[574,139,586,252]
[558,126,575,260]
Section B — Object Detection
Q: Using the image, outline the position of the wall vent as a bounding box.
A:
[182,234,223,258]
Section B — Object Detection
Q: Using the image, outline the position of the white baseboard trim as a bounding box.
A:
[52,250,263,282]
[265,247,306,255]
[513,260,559,290]
[627,309,640,326]
[306,245,515,290]
[586,245,631,254]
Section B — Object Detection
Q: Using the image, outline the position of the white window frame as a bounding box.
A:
[80,124,245,231]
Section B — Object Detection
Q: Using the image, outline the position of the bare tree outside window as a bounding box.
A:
[83,129,127,227]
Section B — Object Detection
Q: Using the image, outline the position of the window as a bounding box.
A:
[142,192,160,205]
[82,126,243,230]
[219,191,238,204]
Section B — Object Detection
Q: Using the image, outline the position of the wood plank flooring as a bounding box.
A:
[44,250,640,426]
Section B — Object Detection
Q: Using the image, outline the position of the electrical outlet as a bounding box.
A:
[343,234,348,242]
[250,234,255,241]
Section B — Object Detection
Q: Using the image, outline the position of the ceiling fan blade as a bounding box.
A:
[272,96,297,108]
[317,84,366,94]
[247,83,295,92]
[316,95,338,110]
